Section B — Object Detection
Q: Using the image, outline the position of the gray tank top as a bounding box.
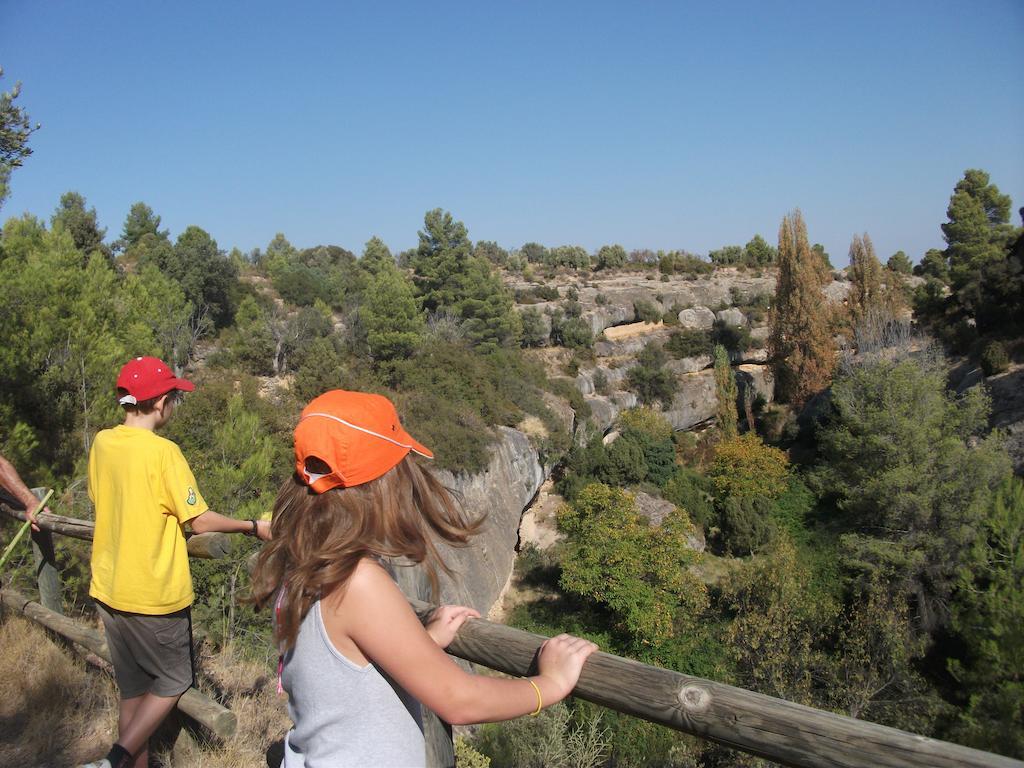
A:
[281,599,425,768]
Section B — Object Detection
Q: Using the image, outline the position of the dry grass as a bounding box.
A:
[0,614,291,768]
[0,613,118,766]
[172,643,291,768]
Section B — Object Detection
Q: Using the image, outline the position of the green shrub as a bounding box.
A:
[980,341,1010,376]
[707,433,790,501]
[626,365,675,408]
[292,337,350,401]
[626,344,676,407]
[559,483,708,648]
[551,315,593,350]
[711,319,752,353]
[720,495,777,555]
[617,407,673,441]
[515,284,560,303]
[663,467,716,529]
[771,476,816,544]
[387,341,556,472]
[665,329,711,359]
[634,299,661,323]
[473,703,607,768]
[519,306,549,347]
[455,737,491,768]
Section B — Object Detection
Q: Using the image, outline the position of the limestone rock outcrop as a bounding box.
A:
[678,307,716,329]
[392,426,546,613]
[663,370,719,431]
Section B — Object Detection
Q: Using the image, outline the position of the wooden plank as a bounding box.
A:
[1,504,231,560]
[409,598,1023,768]
[0,588,237,740]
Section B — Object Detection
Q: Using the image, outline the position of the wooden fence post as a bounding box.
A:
[29,487,62,614]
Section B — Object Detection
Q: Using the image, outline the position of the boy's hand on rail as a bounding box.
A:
[425,605,480,648]
[537,634,599,700]
[25,505,49,532]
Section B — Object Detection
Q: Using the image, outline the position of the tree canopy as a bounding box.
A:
[0,68,38,209]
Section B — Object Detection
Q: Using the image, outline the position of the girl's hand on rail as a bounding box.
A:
[537,633,599,699]
[254,519,272,541]
[425,605,480,648]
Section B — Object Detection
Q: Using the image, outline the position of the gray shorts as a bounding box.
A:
[95,601,195,698]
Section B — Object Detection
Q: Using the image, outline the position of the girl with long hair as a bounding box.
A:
[251,390,597,767]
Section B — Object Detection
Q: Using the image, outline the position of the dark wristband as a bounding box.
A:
[247,518,258,536]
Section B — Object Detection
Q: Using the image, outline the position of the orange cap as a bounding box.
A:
[293,390,433,493]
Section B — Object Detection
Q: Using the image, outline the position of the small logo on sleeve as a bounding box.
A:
[186,487,197,506]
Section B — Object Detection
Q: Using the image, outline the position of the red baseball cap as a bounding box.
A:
[294,390,433,493]
[116,356,195,404]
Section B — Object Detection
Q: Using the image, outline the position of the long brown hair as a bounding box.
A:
[250,454,482,650]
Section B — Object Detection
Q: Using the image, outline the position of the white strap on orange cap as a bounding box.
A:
[299,412,429,455]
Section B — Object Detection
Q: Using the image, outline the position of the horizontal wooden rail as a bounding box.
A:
[0,587,236,739]
[1,503,231,559]
[409,599,1022,768]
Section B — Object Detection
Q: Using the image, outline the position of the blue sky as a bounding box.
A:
[2,1,1022,266]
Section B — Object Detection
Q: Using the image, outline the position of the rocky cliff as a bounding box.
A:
[520,268,798,434]
[390,426,546,612]
[399,267,851,612]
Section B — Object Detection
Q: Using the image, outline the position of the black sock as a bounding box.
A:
[106,743,133,768]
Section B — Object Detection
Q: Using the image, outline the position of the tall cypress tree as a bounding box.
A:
[713,343,738,439]
[848,232,884,328]
[769,210,835,407]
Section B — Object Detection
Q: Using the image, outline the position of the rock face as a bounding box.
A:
[664,370,719,430]
[736,364,775,402]
[986,366,1024,476]
[716,307,747,327]
[678,307,716,329]
[394,267,849,618]
[390,426,545,613]
[666,355,713,375]
[582,304,636,337]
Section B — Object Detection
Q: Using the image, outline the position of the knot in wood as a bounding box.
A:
[678,684,711,713]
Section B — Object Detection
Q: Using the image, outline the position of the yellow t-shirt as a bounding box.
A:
[88,425,209,614]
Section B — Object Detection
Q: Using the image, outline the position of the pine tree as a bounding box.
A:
[942,169,1015,320]
[360,236,394,276]
[411,209,520,351]
[769,210,835,407]
[713,344,738,439]
[51,191,108,258]
[0,69,38,210]
[118,202,168,251]
[359,262,425,362]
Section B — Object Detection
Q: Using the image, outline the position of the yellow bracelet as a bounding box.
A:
[526,678,543,716]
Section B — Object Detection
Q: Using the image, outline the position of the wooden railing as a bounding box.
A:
[2,496,1021,767]
[0,491,237,740]
[407,602,1023,768]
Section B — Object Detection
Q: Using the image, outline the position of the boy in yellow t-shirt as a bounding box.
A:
[83,357,271,768]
